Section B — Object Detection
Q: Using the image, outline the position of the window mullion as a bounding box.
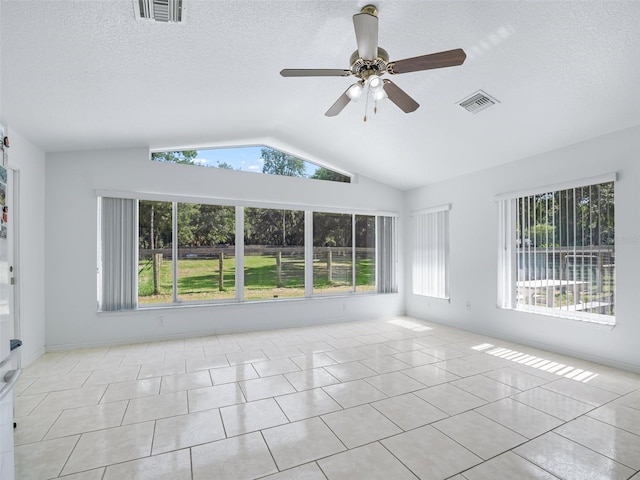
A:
[172,202,178,303]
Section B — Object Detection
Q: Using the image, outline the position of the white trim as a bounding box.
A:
[494,173,617,201]
[410,204,451,217]
[95,189,399,217]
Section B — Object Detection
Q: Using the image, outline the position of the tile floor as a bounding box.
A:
[13,317,640,480]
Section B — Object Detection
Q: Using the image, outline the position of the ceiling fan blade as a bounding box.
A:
[383,80,419,113]
[280,69,351,77]
[353,11,378,60]
[388,48,467,74]
[325,89,352,117]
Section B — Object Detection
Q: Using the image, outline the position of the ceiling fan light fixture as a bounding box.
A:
[368,75,384,92]
[372,88,387,101]
[347,83,364,101]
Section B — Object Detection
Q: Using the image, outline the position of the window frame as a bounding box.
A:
[97,190,398,311]
[496,173,616,325]
[410,204,451,300]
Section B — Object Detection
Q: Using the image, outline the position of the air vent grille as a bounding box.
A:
[458,90,499,114]
[136,0,183,23]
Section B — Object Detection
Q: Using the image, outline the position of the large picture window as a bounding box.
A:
[497,175,615,324]
[244,208,305,300]
[98,195,398,310]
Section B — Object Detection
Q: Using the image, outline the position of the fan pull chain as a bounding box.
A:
[363,85,370,122]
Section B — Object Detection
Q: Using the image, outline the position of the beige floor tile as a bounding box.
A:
[14,409,61,445]
[391,350,439,367]
[588,402,640,435]
[324,348,369,364]
[122,391,188,424]
[83,365,141,386]
[188,383,246,412]
[542,377,621,406]
[61,421,155,475]
[322,404,402,448]
[359,355,411,374]
[57,468,105,480]
[323,362,377,382]
[511,386,594,420]
[252,357,301,377]
[275,388,342,422]
[260,462,327,479]
[261,345,304,360]
[432,358,494,377]
[185,354,229,372]
[414,383,486,415]
[482,367,549,390]
[33,385,108,413]
[364,372,426,396]
[290,353,337,370]
[70,356,124,373]
[400,364,461,386]
[515,432,634,480]
[15,435,79,480]
[371,393,448,430]
[295,341,333,354]
[382,425,482,480]
[220,397,289,436]
[433,410,527,459]
[318,442,418,480]
[153,408,225,454]
[238,374,296,400]
[160,370,212,393]
[226,349,269,365]
[120,352,165,366]
[103,449,191,480]
[202,342,242,356]
[355,344,399,357]
[209,363,259,384]
[22,371,91,395]
[285,368,340,391]
[191,432,277,480]
[583,373,640,395]
[15,392,47,417]
[461,451,557,480]
[263,417,346,470]
[451,374,521,401]
[555,415,640,469]
[100,377,161,403]
[138,360,186,379]
[475,398,564,438]
[322,379,387,409]
[45,400,128,439]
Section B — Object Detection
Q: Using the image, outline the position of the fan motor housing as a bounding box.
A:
[350,48,389,80]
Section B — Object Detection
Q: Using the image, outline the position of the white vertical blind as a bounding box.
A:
[98,197,137,311]
[497,179,615,324]
[412,206,449,299]
[376,216,397,293]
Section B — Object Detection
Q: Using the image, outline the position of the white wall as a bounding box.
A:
[7,128,46,367]
[405,126,640,372]
[44,148,404,349]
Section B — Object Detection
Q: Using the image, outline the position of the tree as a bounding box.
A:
[216,161,235,170]
[261,148,306,177]
[151,150,198,165]
[311,167,350,183]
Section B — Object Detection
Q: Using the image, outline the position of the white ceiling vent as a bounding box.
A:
[134,0,183,23]
[458,90,499,114]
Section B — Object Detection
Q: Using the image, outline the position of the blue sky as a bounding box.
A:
[192,146,319,176]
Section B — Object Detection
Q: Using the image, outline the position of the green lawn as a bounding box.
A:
[139,255,375,304]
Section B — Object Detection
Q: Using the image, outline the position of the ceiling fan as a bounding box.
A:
[280,4,467,119]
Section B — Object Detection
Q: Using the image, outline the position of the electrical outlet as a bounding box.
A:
[465,301,471,311]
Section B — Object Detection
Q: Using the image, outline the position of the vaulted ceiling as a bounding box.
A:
[1,1,639,190]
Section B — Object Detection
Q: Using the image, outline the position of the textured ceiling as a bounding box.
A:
[1,0,639,190]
